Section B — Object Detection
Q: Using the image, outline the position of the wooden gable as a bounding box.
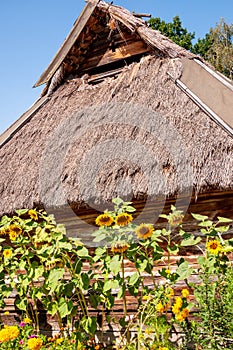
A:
[35,4,151,89]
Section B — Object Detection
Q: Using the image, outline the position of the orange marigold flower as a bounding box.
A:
[172,297,183,314]
[28,210,38,221]
[0,325,19,342]
[135,223,154,240]
[3,249,12,259]
[166,287,174,298]
[95,214,114,227]
[111,242,129,254]
[158,347,169,350]
[175,312,185,322]
[172,304,180,315]
[115,213,133,226]
[0,327,10,342]
[181,288,190,298]
[174,296,183,308]
[181,308,189,318]
[9,325,19,340]
[156,301,165,313]
[175,308,189,322]
[206,239,222,255]
[27,337,43,350]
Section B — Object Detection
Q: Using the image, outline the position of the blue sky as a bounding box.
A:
[0,0,232,135]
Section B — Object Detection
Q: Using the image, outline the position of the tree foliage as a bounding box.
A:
[148,16,195,50]
[205,18,233,79]
[149,16,233,79]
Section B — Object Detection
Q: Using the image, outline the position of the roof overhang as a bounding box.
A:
[34,0,100,87]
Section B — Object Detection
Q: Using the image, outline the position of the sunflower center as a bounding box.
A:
[139,227,149,235]
[210,243,218,249]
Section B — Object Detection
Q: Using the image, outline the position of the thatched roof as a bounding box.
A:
[0,0,233,219]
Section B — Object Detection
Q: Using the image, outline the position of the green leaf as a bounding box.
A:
[95,247,106,257]
[123,206,136,213]
[103,279,119,292]
[197,255,206,266]
[47,268,65,292]
[89,294,99,309]
[136,259,148,273]
[217,225,230,233]
[176,261,193,280]
[217,217,232,223]
[191,213,209,221]
[88,316,97,335]
[47,301,58,316]
[112,197,123,205]
[159,214,169,219]
[77,246,89,257]
[156,315,169,334]
[81,273,90,290]
[180,236,202,246]
[198,220,213,227]
[0,216,10,225]
[15,209,29,216]
[109,256,121,275]
[33,265,44,281]
[167,244,179,255]
[128,272,139,286]
[58,298,73,318]
[15,298,27,311]
[57,241,73,250]
[93,233,107,242]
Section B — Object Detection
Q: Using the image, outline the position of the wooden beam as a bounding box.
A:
[34,0,99,87]
[81,40,149,70]
[132,12,151,18]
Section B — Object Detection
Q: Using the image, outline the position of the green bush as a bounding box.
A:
[0,200,233,349]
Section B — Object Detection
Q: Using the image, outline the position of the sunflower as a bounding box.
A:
[168,213,184,227]
[95,214,114,227]
[135,223,154,239]
[0,228,9,236]
[115,213,133,226]
[9,231,18,241]
[3,249,12,259]
[8,224,22,236]
[111,242,129,254]
[206,239,222,255]
[28,209,38,221]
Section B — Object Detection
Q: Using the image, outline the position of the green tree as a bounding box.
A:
[192,18,233,79]
[192,33,213,58]
[205,18,233,79]
[148,16,195,50]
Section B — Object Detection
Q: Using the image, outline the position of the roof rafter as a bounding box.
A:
[34,0,100,87]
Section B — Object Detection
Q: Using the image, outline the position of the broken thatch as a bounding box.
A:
[0,0,233,222]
